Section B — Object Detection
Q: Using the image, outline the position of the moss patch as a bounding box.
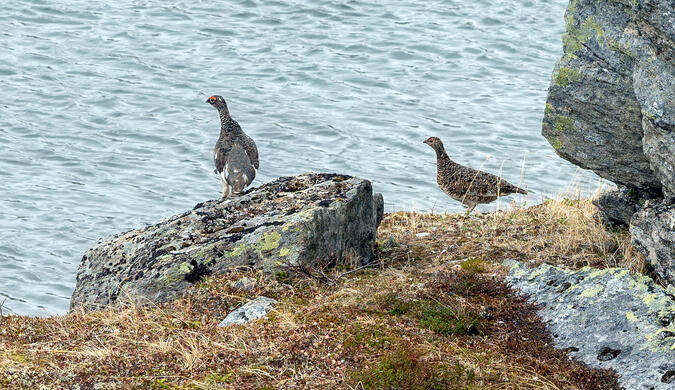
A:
[349,346,476,390]
[460,258,486,273]
[420,304,481,336]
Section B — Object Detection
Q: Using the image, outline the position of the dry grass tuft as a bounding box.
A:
[380,197,642,273]
[0,199,630,389]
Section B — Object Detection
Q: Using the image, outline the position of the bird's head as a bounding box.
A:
[423,136,444,151]
[206,95,228,111]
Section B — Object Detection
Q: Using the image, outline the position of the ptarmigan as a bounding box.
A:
[423,136,527,213]
[207,95,259,197]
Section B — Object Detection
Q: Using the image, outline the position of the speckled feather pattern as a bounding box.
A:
[209,96,259,196]
[425,137,526,211]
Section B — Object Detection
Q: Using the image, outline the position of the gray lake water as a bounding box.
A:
[0,0,602,316]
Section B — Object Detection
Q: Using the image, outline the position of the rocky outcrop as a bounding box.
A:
[593,186,641,226]
[631,200,675,285]
[542,0,674,284]
[70,173,384,311]
[505,260,675,390]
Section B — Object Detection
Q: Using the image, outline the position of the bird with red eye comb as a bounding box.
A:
[206,95,259,198]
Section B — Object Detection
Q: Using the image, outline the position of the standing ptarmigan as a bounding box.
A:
[207,95,259,197]
[424,136,527,213]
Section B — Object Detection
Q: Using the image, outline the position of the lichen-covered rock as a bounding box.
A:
[593,186,641,226]
[631,200,675,285]
[218,296,276,327]
[543,0,674,284]
[505,260,675,390]
[70,173,384,311]
[542,0,673,195]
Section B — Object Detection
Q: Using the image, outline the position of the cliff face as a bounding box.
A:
[70,173,383,311]
[542,0,674,285]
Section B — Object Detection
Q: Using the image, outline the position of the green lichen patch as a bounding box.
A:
[606,39,634,58]
[547,136,563,151]
[281,223,299,232]
[641,109,655,120]
[553,67,582,86]
[554,115,576,133]
[562,15,605,54]
[544,103,555,116]
[178,262,193,274]
[191,243,216,264]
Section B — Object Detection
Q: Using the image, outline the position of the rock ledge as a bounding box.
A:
[70,173,383,311]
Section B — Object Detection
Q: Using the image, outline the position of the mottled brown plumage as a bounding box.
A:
[424,137,527,212]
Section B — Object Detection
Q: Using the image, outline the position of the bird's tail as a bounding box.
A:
[514,186,528,195]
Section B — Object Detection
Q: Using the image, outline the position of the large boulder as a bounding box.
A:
[505,260,675,390]
[630,200,675,285]
[70,173,384,311]
[592,186,641,226]
[542,0,674,284]
[542,0,673,194]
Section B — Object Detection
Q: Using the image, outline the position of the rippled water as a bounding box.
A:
[0,0,602,316]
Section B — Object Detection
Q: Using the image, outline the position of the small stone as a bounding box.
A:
[662,370,675,384]
[597,346,621,361]
[219,296,277,327]
[230,277,255,292]
[415,232,430,238]
[383,235,397,249]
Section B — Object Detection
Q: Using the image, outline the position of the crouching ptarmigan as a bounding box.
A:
[206,95,259,197]
[423,136,527,213]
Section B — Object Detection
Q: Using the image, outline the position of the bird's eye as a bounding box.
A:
[209,96,215,102]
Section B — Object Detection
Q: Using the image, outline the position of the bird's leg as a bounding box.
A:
[221,179,230,199]
[465,202,476,215]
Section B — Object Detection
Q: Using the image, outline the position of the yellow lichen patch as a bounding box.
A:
[256,231,281,253]
[640,293,657,305]
[644,328,675,352]
[579,285,604,298]
[625,311,638,322]
[178,262,193,273]
[226,243,247,257]
[279,247,292,257]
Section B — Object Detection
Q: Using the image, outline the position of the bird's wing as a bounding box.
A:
[241,134,259,170]
[228,119,259,170]
[464,169,525,196]
[225,143,257,193]
[214,141,231,174]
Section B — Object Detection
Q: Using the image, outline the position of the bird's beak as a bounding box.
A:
[205,98,211,103]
